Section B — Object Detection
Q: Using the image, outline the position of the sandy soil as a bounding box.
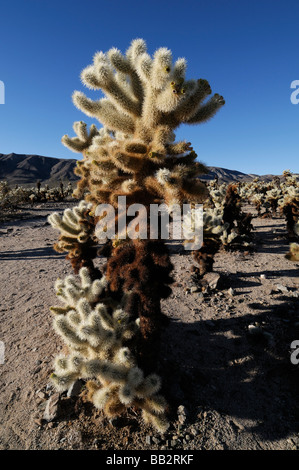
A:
[0,202,298,450]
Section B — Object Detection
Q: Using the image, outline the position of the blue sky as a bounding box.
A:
[0,0,298,175]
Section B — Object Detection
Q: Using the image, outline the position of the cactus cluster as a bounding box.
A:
[48,201,100,277]
[50,267,169,432]
[62,38,225,211]
[235,171,299,240]
[186,182,253,280]
[49,38,225,432]
[285,222,299,261]
[194,174,298,268]
[0,180,73,210]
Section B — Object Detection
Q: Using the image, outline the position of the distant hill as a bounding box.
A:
[199,166,260,183]
[0,152,293,187]
[0,153,79,186]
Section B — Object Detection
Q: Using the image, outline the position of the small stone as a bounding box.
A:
[38,401,47,410]
[190,286,199,293]
[228,288,235,296]
[173,282,182,288]
[67,379,83,397]
[248,324,263,335]
[34,418,43,426]
[36,391,46,400]
[178,415,186,425]
[203,272,221,290]
[171,440,177,447]
[275,284,289,293]
[260,274,266,280]
[43,393,60,422]
[145,435,151,445]
[152,436,160,445]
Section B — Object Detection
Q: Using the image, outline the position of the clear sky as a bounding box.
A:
[0,0,298,175]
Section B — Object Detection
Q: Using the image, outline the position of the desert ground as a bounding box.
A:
[0,201,298,450]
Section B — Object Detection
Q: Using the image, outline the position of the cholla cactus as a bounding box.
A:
[278,172,299,240]
[285,222,299,261]
[59,38,225,366]
[184,206,238,278]
[250,192,265,216]
[265,187,283,215]
[207,183,227,210]
[62,38,224,212]
[50,267,169,432]
[48,201,100,277]
[49,38,225,432]
[183,207,227,247]
[0,181,74,211]
[285,242,299,262]
[185,183,253,283]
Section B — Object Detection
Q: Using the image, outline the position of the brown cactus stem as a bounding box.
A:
[192,237,220,278]
[104,238,173,374]
[222,184,241,232]
[127,287,164,374]
[67,249,102,280]
[282,200,299,241]
[223,183,253,238]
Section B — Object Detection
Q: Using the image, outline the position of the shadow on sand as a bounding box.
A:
[159,297,299,441]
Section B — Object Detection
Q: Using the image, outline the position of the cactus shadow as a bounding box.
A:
[165,240,190,255]
[159,299,299,441]
[235,268,299,279]
[0,247,65,260]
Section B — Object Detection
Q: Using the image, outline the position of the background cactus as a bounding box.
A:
[186,183,253,283]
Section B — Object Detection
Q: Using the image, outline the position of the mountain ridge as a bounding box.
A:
[0,152,288,186]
